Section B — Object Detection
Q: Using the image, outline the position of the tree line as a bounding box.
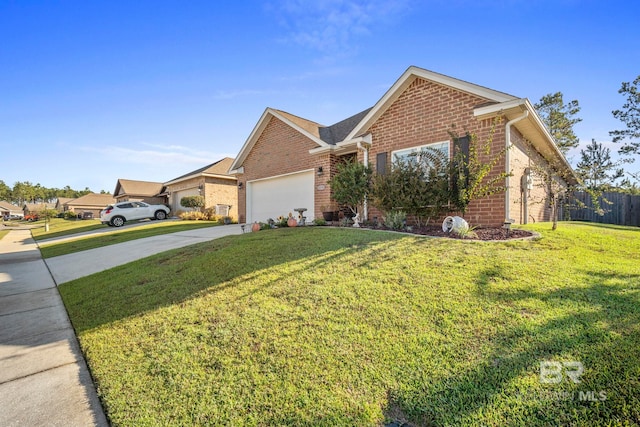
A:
[534,75,640,194]
[0,180,109,206]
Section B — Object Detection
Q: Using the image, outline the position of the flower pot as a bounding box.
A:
[287,217,298,227]
[251,222,260,232]
[322,211,334,221]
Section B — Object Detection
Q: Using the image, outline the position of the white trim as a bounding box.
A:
[247,168,315,184]
[345,66,518,141]
[230,108,327,172]
[391,140,450,162]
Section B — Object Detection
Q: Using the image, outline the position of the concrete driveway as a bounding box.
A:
[44,224,244,284]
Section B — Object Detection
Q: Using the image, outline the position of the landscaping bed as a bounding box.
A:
[366,224,535,240]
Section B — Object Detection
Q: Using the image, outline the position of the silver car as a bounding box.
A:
[100,201,170,227]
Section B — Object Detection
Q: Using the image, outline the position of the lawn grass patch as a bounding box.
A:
[59,223,640,426]
[38,221,223,258]
[0,230,9,240]
[31,217,105,240]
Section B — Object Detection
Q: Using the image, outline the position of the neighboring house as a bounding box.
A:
[113,179,167,205]
[23,203,56,216]
[229,66,578,226]
[164,157,238,219]
[0,201,23,218]
[55,197,76,212]
[65,193,116,218]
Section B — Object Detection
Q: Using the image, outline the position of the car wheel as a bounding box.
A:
[111,216,125,227]
[154,210,167,220]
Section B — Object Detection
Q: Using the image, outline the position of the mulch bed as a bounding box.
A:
[361,225,535,241]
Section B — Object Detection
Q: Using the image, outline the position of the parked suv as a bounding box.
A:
[100,201,170,227]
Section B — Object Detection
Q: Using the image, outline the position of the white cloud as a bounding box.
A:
[268,0,412,56]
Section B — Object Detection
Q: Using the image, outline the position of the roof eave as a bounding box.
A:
[474,99,579,185]
[345,66,519,141]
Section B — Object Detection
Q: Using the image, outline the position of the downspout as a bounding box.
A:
[357,134,372,221]
[504,111,529,223]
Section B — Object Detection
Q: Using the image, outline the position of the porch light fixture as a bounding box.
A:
[317,166,323,176]
[238,182,243,189]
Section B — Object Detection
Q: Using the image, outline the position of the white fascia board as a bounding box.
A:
[270,110,328,148]
[308,134,370,155]
[230,108,328,171]
[346,66,518,141]
[474,98,578,184]
[229,108,273,172]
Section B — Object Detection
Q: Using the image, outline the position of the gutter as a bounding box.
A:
[356,134,372,221]
[504,111,529,222]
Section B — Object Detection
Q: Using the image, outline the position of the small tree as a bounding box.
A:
[180,195,205,211]
[328,158,372,217]
[576,139,624,191]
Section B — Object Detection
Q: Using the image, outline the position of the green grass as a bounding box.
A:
[31,217,106,240]
[38,220,224,258]
[59,223,640,426]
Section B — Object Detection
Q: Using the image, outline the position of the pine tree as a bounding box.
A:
[534,92,582,155]
[576,139,623,191]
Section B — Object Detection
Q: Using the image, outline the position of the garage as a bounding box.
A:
[247,170,314,223]
[171,188,200,214]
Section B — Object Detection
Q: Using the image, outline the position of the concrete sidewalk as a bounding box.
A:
[0,229,108,426]
[44,224,244,285]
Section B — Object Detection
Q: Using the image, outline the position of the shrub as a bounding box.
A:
[180,196,205,210]
[383,210,407,230]
[63,211,78,220]
[313,218,327,226]
[328,158,372,217]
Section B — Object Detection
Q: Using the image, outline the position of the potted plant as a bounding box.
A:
[320,203,339,221]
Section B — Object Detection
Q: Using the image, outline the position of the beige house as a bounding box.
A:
[0,201,23,219]
[65,193,116,218]
[113,179,166,205]
[23,203,56,217]
[164,157,238,219]
[55,197,76,212]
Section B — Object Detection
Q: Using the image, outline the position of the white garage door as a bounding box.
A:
[247,171,314,223]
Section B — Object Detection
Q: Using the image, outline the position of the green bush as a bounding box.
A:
[180,195,205,210]
[383,210,407,230]
[313,218,327,226]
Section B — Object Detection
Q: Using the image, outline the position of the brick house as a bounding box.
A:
[229,66,577,226]
[164,157,238,219]
[113,179,167,205]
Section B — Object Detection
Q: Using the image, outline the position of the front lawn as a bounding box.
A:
[31,217,105,239]
[59,223,640,426]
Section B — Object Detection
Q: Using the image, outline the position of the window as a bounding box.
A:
[391,141,450,164]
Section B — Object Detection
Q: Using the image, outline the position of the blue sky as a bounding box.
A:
[1,0,639,193]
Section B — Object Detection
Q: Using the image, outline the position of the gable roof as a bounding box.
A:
[230,65,575,182]
[0,200,21,212]
[114,179,164,197]
[165,157,237,186]
[23,202,55,212]
[345,66,518,140]
[67,193,115,207]
[229,108,330,172]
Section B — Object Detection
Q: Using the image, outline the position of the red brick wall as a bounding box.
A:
[361,77,508,227]
[235,115,331,223]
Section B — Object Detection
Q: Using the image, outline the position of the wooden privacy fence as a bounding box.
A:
[566,191,640,227]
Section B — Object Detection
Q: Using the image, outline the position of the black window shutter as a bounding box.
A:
[376,152,387,175]
[453,135,471,194]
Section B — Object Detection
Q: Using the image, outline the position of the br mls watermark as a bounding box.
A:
[517,361,607,402]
